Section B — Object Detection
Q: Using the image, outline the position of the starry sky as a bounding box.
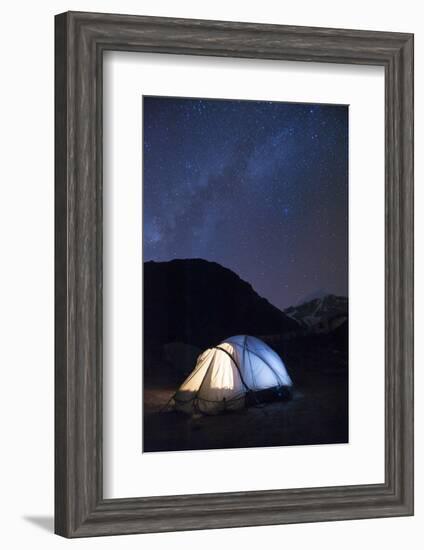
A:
[143,96,348,310]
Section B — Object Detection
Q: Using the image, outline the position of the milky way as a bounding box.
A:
[143,96,348,310]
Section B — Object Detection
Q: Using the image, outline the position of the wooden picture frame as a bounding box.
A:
[55,11,414,537]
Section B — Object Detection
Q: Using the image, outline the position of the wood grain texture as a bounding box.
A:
[54,11,414,538]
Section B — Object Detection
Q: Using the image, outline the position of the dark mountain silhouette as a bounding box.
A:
[330,319,348,351]
[144,258,299,350]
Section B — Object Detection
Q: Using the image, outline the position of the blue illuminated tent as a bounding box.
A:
[173,335,292,415]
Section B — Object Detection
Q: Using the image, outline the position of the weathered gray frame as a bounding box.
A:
[55,11,414,538]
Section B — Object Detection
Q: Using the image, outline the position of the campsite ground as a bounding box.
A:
[143,349,348,452]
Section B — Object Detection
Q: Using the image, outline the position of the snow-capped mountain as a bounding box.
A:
[284,294,348,334]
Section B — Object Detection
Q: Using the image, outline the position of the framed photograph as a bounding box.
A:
[55,11,414,537]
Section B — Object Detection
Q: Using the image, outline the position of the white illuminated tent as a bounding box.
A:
[173,335,292,415]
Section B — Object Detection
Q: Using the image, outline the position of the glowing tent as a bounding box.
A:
[173,335,292,415]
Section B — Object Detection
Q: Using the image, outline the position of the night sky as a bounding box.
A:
[143,96,348,310]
